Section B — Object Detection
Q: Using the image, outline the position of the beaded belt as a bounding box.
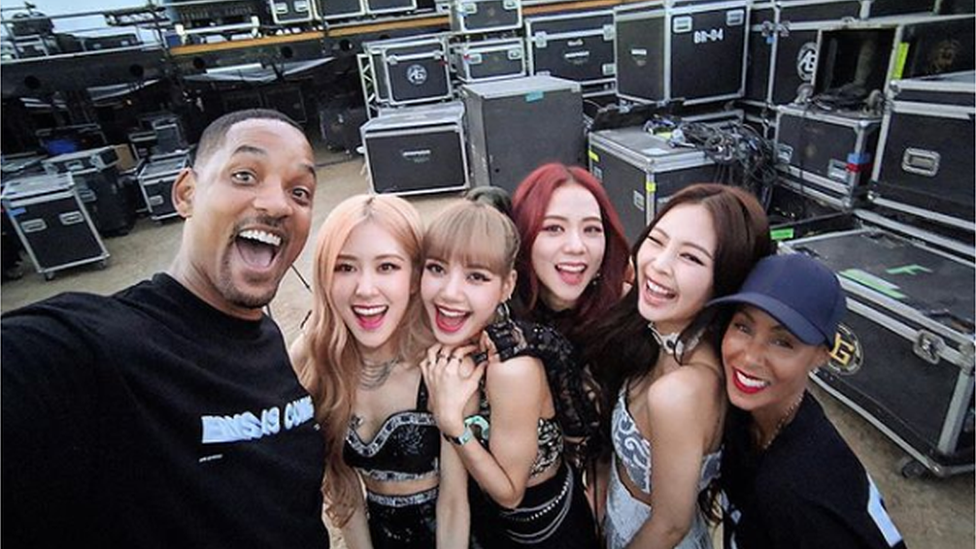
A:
[366,486,438,508]
[498,465,574,545]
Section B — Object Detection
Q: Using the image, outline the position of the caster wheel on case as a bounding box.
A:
[898,456,928,479]
[43,272,55,281]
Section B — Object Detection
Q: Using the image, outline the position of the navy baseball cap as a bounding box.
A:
[707,254,846,346]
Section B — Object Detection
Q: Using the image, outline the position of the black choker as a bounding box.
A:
[648,322,701,358]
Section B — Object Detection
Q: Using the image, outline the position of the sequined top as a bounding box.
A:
[343,379,441,483]
[611,386,721,494]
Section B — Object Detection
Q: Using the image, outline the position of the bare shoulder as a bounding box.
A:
[288,333,308,364]
[645,366,720,419]
[486,355,545,387]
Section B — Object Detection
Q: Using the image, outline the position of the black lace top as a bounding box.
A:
[485,317,601,471]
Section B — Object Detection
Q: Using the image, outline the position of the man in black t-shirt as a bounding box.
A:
[2,109,330,548]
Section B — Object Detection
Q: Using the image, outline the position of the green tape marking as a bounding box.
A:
[771,228,795,241]
[891,42,910,80]
[840,268,907,300]
[525,91,544,102]
[886,264,932,276]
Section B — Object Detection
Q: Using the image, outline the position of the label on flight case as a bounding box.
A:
[827,323,863,375]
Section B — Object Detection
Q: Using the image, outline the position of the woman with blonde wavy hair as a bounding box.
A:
[291,194,469,549]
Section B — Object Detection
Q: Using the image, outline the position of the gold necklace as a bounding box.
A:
[759,392,805,452]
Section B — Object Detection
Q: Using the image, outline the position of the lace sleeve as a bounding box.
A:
[486,318,602,469]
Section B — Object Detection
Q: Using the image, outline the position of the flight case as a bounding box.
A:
[745,0,861,105]
[871,71,975,232]
[461,75,584,193]
[615,0,749,106]
[775,103,880,207]
[782,227,975,477]
[137,152,187,222]
[524,10,615,87]
[366,35,452,107]
[452,37,526,83]
[1,172,109,280]
[588,127,719,243]
[361,102,469,196]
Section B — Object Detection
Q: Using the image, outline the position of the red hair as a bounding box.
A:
[511,163,630,338]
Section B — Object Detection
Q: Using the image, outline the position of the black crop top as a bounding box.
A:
[343,380,441,483]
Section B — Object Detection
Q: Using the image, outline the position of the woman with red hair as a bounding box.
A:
[510,163,631,519]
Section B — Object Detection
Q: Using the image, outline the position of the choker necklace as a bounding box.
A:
[759,392,805,452]
[359,356,399,390]
[648,321,701,358]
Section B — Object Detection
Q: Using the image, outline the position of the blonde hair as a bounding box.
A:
[296,194,427,527]
[424,200,520,276]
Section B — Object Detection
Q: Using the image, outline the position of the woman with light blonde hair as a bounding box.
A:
[291,194,469,549]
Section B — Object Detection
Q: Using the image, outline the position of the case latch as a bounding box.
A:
[913,330,945,365]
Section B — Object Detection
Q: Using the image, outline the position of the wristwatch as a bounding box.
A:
[442,425,474,446]
[442,415,491,446]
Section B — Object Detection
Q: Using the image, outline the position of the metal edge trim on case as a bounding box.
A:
[780,166,857,196]
[871,109,892,182]
[854,209,976,260]
[809,373,975,477]
[939,372,974,453]
[777,177,849,209]
[871,197,976,232]
[892,100,975,118]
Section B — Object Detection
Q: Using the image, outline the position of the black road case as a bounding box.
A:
[525,10,615,87]
[453,37,526,83]
[588,127,719,243]
[365,0,416,15]
[461,75,584,193]
[859,0,936,18]
[366,35,452,107]
[138,152,187,222]
[745,0,861,106]
[615,0,749,106]
[315,0,365,20]
[775,103,880,205]
[871,70,974,232]
[1,172,109,280]
[450,0,522,34]
[782,228,975,477]
[361,102,469,196]
[812,14,975,102]
[264,85,308,123]
[269,0,313,24]
[43,147,132,236]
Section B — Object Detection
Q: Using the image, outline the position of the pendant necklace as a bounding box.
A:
[759,392,805,452]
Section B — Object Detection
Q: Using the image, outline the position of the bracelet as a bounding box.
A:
[442,425,474,446]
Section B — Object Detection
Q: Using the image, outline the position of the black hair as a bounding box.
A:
[193,109,304,168]
[464,186,513,219]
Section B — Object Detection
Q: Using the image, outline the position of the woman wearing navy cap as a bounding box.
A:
[713,253,907,549]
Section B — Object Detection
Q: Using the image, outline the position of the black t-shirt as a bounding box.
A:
[2,274,329,548]
[722,393,907,549]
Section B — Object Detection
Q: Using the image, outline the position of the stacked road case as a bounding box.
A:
[43,146,134,236]
[137,152,187,222]
[614,0,749,106]
[361,102,469,196]
[524,10,616,93]
[871,71,975,233]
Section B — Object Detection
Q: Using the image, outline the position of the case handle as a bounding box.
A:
[20,218,47,233]
[901,148,940,177]
[402,149,432,163]
[59,211,85,226]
